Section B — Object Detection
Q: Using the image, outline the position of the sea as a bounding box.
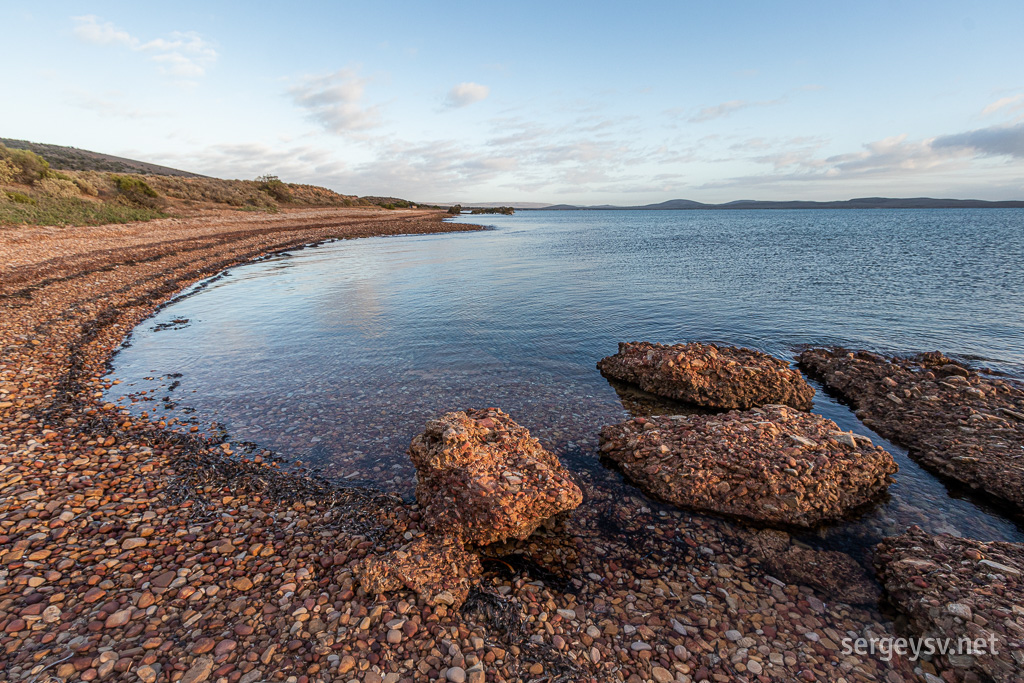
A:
[105,208,1024,551]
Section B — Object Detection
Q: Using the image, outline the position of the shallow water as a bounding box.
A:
[106,209,1024,550]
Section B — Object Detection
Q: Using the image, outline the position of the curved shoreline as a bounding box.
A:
[0,209,949,683]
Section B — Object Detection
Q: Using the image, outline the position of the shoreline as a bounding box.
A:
[0,208,994,683]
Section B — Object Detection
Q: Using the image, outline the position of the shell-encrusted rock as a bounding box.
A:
[598,341,815,410]
[410,408,583,545]
[599,404,896,527]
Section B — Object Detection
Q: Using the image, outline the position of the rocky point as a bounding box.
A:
[800,347,1024,516]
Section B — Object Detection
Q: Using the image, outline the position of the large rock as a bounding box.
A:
[354,535,481,608]
[410,408,583,546]
[800,346,1024,515]
[598,404,897,527]
[875,526,1024,682]
[598,341,815,410]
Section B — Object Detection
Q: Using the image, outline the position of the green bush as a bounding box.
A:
[255,174,293,203]
[112,174,165,209]
[0,144,50,184]
[5,191,35,204]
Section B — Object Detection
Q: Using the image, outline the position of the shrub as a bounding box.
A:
[112,175,165,209]
[0,144,50,184]
[447,204,462,215]
[0,159,15,184]
[72,175,99,196]
[38,177,81,199]
[5,191,35,204]
[255,174,293,203]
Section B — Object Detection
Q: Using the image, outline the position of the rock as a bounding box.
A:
[652,666,674,683]
[764,546,880,605]
[180,657,214,683]
[876,526,1024,682]
[121,537,147,549]
[446,666,466,682]
[599,405,897,527]
[104,608,132,628]
[597,341,815,410]
[354,534,481,608]
[409,408,582,545]
[800,347,1024,515]
[232,577,253,591]
[747,660,763,675]
[136,665,158,683]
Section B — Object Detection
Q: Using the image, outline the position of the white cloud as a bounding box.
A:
[981,94,1024,117]
[72,15,217,80]
[445,82,490,108]
[288,69,382,133]
[688,98,784,123]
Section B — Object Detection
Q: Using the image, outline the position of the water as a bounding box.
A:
[106,209,1024,551]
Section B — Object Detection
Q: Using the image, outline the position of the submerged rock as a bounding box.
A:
[800,346,1024,515]
[354,534,481,608]
[410,408,583,546]
[875,526,1024,682]
[749,530,880,605]
[598,404,897,527]
[597,341,815,410]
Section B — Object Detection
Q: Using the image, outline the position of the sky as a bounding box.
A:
[3,1,1024,204]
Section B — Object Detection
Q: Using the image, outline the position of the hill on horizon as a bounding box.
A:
[1,138,205,177]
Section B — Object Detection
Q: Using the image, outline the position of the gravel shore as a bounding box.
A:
[0,210,958,682]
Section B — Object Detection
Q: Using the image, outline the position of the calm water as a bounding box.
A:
[107,209,1024,550]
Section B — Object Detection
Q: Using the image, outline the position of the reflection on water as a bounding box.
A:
[106,209,1024,550]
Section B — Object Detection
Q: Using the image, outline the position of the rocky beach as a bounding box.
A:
[2,209,1023,683]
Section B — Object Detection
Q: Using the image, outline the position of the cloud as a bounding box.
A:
[689,98,782,123]
[445,82,490,108]
[982,94,1024,116]
[288,69,382,133]
[932,122,1024,158]
[72,15,217,79]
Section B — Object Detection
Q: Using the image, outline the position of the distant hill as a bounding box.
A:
[1,138,204,177]
[541,197,1024,210]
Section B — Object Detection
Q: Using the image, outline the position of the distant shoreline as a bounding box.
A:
[535,197,1024,211]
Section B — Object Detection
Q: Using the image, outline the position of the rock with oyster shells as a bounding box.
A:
[597,341,815,410]
[599,404,897,527]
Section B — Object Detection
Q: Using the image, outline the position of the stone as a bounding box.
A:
[652,666,674,682]
[180,656,214,683]
[354,534,481,609]
[800,347,1024,515]
[599,405,897,527]
[104,608,132,628]
[876,526,1024,682]
[598,341,815,410]
[409,408,582,545]
[446,666,467,682]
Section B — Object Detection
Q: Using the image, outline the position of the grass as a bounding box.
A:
[0,195,166,226]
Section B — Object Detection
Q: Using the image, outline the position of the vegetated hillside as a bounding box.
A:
[0,138,203,177]
[0,141,430,227]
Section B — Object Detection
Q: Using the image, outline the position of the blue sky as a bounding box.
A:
[3,1,1024,203]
